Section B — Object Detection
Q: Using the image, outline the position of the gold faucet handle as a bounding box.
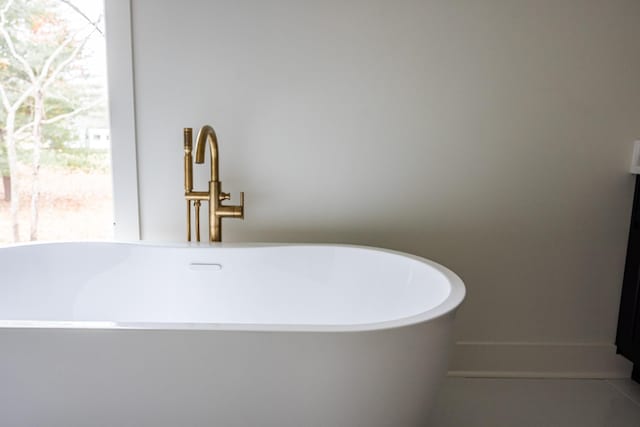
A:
[219,191,244,206]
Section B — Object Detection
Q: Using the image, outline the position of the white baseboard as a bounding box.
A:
[447,341,633,379]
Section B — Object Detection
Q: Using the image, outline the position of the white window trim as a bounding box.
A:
[104,0,140,240]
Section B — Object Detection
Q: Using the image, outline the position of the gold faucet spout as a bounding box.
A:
[195,125,219,182]
[184,124,245,242]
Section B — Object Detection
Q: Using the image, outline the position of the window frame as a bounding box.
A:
[104,0,140,240]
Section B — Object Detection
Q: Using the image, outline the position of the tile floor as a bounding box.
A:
[427,377,640,426]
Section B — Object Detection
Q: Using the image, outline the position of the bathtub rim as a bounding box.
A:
[0,241,465,333]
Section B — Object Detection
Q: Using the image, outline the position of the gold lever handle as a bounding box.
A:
[219,191,244,205]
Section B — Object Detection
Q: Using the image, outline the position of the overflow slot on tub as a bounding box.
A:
[189,263,223,271]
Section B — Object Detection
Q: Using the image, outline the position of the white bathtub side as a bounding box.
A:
[0,313,456,427]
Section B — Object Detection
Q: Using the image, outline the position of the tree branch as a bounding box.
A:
[59,0,103,35]
[1,0,96,90]
[0,81,11,111]
[15,121,33,137]
[0,0,103,136]
[38,30,81,86]
[0,78,34,113]
[41,97,104,125]
[15,97,104,138]
[0,2,36,83]
[1,0,15,16]
[42,26,97,89]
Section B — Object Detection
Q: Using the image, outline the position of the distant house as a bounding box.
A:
[68,127,110,149]
[85,128,110,149]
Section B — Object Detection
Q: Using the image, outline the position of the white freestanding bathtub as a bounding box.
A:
[0,242,465,427]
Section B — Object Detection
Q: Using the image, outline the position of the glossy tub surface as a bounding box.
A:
[0,242,465,427]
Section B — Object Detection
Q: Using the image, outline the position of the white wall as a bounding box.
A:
[129,0,640,374]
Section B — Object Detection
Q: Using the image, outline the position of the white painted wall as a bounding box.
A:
[129,0,640,372]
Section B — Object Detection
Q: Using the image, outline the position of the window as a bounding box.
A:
[0,0,139,243]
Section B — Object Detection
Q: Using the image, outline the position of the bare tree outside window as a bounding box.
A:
[0,0,111,244]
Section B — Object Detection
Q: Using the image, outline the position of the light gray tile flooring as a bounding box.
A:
[427,378,640,427]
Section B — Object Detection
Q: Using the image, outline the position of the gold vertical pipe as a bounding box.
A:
[184,128,193,241]
[184,128,193,192]
[210,180,221,242]
[194,200,201,242]
[186,200,191,242]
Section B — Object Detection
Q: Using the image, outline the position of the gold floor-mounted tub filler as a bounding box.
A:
[183,125,244,242]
